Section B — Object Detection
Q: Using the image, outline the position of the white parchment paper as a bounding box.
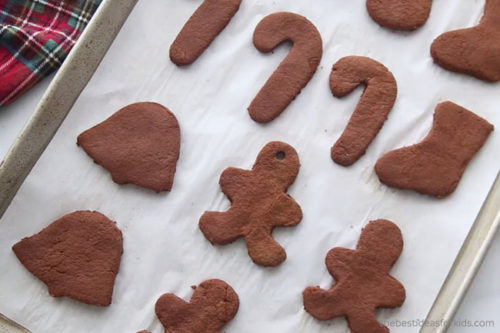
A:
[1,0,499,332]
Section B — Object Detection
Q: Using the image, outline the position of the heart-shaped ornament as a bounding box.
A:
[154,279,239,333]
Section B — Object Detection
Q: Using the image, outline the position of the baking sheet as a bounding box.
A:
[0,0,499,332]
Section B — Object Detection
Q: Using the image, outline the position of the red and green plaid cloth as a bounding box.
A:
[0,0,101,106]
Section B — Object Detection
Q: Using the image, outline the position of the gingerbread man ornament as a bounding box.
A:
[303,219,405,333]
[199,141,302,267]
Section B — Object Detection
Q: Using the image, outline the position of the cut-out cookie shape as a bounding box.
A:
[375,101,494,198]
[12,211,123,306]
[366,0,433,31]
[330,56,397,166]
[77,102,180,192]
[248,12,323,123]
[170,0,242,65]
[431,0,500,81]
[155,279,239,333]
[303,219,405,333]
[199,141,302,267]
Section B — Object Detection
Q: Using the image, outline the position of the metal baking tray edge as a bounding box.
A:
[420,171,500,333]
[0,0,137,331]
[0,1,498,331]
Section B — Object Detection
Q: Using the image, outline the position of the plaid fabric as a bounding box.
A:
[0,0,101,106]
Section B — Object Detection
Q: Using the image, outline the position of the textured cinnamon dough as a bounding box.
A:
[375,101,494,198]
[12,211,123,306]
[199,141,302,266]
[170,0,242,65]
[303,219,405,333]
[77,102,180,192]
[248,12,322,123]
[330,56,397,166]
[366,0,433,31]
[431,0,500,82]
[155,279,239,333]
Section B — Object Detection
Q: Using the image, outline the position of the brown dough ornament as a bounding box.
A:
[366,0,433,31]
[375,101,494,198]
[303,219,405,333]
[155,279,239,333]
[12,211,123,306]
[248,12,323,123]
[199,141,302,267]
[330,56,397,166]
[77,102,180,192]
[170,0,242,65]
[431,0,500,81]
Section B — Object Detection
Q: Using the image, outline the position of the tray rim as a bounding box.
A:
[420,171,500,333]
